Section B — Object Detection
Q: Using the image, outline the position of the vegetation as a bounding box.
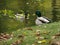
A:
[0,0,60,45]
[0,21,60,45]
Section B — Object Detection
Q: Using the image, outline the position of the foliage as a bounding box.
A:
[0,0,60,21]
[0,0,60,33]
[0,9,15,18]
[0,9,25,33]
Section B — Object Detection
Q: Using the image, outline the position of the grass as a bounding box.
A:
[0,21,60,45]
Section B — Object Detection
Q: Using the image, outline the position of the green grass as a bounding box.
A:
[0,21,60,45]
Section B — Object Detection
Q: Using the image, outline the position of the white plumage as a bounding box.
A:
[35,19,43,25]
[15,13,25,22]
[35,17,50,25]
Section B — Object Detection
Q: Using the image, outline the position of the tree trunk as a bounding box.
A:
[52,0,57,22]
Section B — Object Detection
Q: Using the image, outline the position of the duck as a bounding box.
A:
[15,13,25,22]
[35,10,51,25]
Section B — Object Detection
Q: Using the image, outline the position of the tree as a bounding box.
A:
[0,0,6,10]
[52,0,57,21]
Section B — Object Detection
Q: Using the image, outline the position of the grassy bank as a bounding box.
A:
[0,21,60,45]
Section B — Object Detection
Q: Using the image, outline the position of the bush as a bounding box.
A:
[0,9,25,33]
